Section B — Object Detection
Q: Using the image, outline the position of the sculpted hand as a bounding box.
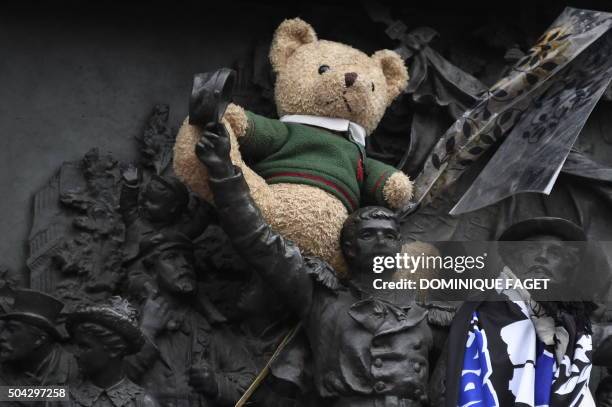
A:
[139,284,171,338]
[195,122,234,178]
[188,362,219,396]
[121,164,140,185]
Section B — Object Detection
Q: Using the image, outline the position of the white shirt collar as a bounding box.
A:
[279,114,367,147]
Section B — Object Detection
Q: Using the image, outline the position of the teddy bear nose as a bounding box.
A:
[344,72,358,87]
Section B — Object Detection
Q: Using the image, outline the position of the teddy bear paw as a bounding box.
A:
[383,171,414,209]
[222,103,249,138]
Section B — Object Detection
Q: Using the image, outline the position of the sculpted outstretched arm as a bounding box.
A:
[197,122,314,317]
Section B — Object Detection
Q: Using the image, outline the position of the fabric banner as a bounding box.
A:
[412,8,612,214]
[458,301,594,407]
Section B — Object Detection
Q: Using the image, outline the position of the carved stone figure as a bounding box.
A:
[126,235,254,407]
[0,289,78,393]
[194,121,440,406]
[119,168,213,263]
[65,296,157,407]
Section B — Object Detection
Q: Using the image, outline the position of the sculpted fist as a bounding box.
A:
[195,122,234,179]
[121,164,140,185]
[188,362,219,396]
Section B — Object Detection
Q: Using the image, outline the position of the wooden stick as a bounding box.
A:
[235,322,302,407]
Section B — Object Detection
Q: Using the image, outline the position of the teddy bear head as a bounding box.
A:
[269,18,409,135]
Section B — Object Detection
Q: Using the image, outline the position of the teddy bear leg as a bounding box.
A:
[264,183,350,276]
[230,160,352,277]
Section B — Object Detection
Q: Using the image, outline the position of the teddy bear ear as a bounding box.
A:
[372,49,409,104]
[269,18,318,73]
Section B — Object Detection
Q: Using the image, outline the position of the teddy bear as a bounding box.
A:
[173,18,412,274]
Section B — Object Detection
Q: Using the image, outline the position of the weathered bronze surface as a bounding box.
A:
[3,2,612,405]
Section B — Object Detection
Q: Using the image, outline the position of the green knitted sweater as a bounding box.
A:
[241,111,398,211]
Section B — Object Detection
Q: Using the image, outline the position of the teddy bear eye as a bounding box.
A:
[318,65,330,74]
[371,83,375,92]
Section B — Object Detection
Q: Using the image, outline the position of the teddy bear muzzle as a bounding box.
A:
[344,72,358,87]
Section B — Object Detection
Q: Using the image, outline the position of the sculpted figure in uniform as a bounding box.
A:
[126,235,254,407]
[0,289,78,394]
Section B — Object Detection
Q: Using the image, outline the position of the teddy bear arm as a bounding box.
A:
[238,110,291,163]
[363,158,413,209]
[383,171,414,209]
[222,103,249,138]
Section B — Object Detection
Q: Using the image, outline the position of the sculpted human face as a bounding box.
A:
[72,326,111,377]
[155,249,197,295]
[140,180,178,222]
[0,320,48,363]
[510,235,579,285]
[344,218,401,272]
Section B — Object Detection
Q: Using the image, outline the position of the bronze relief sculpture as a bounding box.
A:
[195,120,439,406]
[65,296,157,407]
[3,4,612,407]
[0,290,78,391]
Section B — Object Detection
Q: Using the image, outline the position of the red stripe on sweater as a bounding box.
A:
[356,157,364,183]
[266,172,358,210]
[372,171,389,196]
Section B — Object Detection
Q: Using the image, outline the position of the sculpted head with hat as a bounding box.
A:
[140,175,189,224]
[66,296,145,381]
[0,289,64,366]
[138,233,198,297]
[497,217,586,288]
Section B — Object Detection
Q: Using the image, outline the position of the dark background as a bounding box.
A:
[2,0,612,279]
